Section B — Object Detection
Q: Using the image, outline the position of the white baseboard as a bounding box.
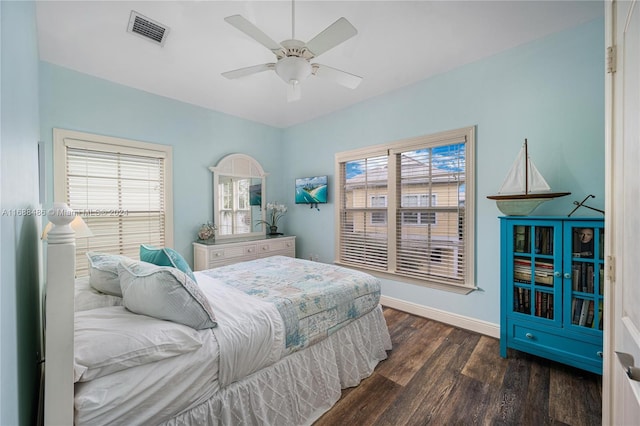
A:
[380,295,500,339]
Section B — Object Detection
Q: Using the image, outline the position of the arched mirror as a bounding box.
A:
[210,154,267,240]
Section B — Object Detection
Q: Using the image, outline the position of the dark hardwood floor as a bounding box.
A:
[315,307,602,426]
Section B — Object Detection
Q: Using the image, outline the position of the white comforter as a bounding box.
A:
[74,272,287,425]
[199,272,286,387]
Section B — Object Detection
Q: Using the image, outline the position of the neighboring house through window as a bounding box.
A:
[53,128,173,276]
[335,126,475,292]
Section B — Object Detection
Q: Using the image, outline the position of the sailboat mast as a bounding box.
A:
[524,138,529,195]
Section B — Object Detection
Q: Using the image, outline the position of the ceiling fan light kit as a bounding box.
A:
[275,56,311,85]
[222,1,362,102]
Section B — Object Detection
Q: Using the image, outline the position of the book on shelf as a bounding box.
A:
[517,287,524,312]
[513,258,555,285]
[599,230,604,259]
[514,287,531,314]
[585,300,595,327]
[587,264,594,294]
[533,227,553,255]
[598,301,604,330]
[572,298,583,324]
[599,267,604,295]
[514,225,527,252]
[572,264,580,291]
[579,298,590,326]
[534,260,554,286]
[535,291,554,319]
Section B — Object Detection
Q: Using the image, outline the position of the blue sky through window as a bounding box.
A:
[345,143,464,179]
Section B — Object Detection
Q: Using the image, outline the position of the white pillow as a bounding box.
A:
[86,252,130,296]
[74,276,123,312]
[117,260,217,330]
[74,306,203,382]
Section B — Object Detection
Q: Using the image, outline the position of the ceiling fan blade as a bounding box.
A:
[312,64,362,89]
[305,17,357,58]
[224,15,283,54]
[222,63,275,79]
[287,82,301,102]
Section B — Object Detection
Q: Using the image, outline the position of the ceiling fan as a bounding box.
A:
[221,0,362,102]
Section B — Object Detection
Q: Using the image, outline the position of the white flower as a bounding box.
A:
[259,202,287,227]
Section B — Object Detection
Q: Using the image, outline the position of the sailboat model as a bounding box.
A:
[487,139,570,215]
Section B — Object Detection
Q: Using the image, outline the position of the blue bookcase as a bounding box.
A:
[499,216,604,374]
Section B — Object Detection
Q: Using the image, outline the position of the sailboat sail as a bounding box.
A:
[487,138,570,215]
[498,144,551,195]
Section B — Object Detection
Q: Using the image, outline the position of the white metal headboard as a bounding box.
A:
[43,203,77,425]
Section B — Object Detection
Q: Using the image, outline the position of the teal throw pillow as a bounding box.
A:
[140,245,197,283]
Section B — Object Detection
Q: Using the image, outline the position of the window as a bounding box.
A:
[401,194,437,225]
[53,129,173,276]
[335,126,475,292]
[370,195,387,224]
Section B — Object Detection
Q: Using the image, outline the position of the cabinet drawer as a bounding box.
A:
[509,323,603,367]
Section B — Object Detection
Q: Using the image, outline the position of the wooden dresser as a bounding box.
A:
[193,235,296,271]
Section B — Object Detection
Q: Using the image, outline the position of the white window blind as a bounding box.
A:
[339,155,389,271]
[395,144,465,284]
[335,126,475,291]
[54,129,173,277]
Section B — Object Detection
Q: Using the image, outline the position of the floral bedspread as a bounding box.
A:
[202,256,381,354]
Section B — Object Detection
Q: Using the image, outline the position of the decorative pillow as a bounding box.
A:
[86,252,131,296]
[74,306,203,382]
[117,260,217,330]
[139,244,197,283]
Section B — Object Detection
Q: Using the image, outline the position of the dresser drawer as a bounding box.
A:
[257,238,295,258]
[509,323,603,368]
[208,245,256,261]
[193,236,296,271]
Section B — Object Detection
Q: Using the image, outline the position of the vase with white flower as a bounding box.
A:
[257,202,287,235]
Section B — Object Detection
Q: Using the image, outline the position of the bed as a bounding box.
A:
[43,207,392,425]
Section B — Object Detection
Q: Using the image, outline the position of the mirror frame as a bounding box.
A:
[209,153,267,240]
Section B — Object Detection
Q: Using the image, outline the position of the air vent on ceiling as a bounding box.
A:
[127,11,169,46]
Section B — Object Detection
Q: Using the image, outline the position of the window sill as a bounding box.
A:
[334,261,477,295]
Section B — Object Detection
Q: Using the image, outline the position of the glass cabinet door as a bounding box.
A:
[565,223,604,332]
[509,222,561,324]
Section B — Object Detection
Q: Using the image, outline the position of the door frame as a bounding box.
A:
[603,1,614,424]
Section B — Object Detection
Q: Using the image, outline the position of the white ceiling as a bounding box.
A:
[35,1,604,128]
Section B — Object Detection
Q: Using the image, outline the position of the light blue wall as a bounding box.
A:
[1,1,42,425]
[38,17,604,329]
[282,18,605,324]
[39,63,285,265]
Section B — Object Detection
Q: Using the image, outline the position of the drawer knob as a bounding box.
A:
[564,272,571,279]
[597,351,603,358]
[554,271,561,278]
[263,246,267,250]
[216,253,221,257]
[248,248,253,252]
[525,333,534,339]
